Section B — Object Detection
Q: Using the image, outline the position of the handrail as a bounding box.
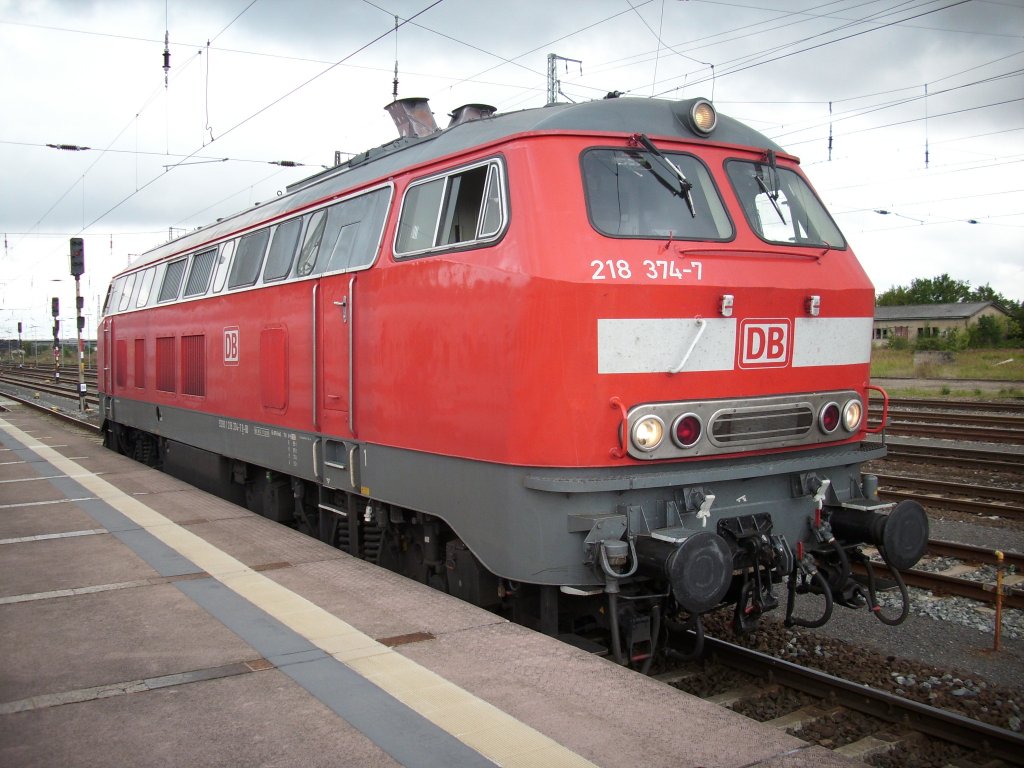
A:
[864,384,888,434]
[610,397,628,458]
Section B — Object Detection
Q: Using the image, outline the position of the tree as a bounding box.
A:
[875,274,1023,345]
[876,274,972,306]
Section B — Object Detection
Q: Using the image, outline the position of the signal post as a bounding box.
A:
[70,238,87,412]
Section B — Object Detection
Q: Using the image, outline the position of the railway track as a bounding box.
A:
[0,370,100,411]
[874,473,1024,520]
[860,538,1024,612]
[659,637,1024,765]
[884,443,1023,472]
[870,397,1024,444]
[883,397,1024,414]
[0,386,101,433]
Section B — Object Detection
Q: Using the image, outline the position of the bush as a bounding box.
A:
[967,315,1008,348]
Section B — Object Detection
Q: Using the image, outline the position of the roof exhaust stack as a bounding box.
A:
[385,97,438,138]
[447,103,497,128]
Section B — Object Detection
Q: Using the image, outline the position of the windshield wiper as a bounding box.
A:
[755,174,787,225]
[632,133,696,218]
[756,149,787,224]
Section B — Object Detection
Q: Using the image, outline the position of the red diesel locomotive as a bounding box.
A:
[99,95,928,663]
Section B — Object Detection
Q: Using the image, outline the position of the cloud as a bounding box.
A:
[1,0,1022,340]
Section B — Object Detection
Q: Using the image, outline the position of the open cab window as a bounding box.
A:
[394,159,507,257]
[726,160,845,248]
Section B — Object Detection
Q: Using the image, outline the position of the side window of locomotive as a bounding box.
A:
[183,248,217,298]
[295,210,327,277]
[158,258,187,303]
[395,178,444,254]
[228,229,271,289]
[436,165,488,246]
[212,241,234,293]
[321,187,392,273]
[582,150,732,240]
[263,218,302,282]
[395,160,506,257]
[117,272,138,312]
[478,165,504,238]
[102,282,116,316]
[136,267,156,308]
[262,218,301,284]
[725,160,846,248]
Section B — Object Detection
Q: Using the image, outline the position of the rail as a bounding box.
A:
[702,636,1024,764]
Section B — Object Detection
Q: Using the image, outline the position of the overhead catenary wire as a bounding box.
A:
[74,0,446,238]
[650,0,974,98]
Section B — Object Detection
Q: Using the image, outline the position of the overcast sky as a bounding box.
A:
[1,0,1022,340]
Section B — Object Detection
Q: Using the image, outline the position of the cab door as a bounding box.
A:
[318,274,355,436]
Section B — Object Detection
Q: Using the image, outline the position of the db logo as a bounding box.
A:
[738,319,791,368]
[224,327,240,365]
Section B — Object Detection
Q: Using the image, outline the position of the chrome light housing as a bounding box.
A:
[690,99,717,135]
[819,402,841,434]
[632,415,665,452]
[842,398,863,432]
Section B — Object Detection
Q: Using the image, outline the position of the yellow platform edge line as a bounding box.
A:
[0,416,598,768]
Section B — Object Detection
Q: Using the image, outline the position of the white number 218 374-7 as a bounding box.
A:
[590,259,702,281]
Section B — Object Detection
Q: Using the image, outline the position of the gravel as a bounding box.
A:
[697,605,1024,734]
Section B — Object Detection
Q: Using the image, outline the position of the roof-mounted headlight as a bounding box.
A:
[690,99,717,135]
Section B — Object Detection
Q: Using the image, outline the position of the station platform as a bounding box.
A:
[0,401,862,768]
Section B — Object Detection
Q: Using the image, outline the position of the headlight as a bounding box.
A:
[819,402,840,434]
[631,415,665,452]
[690,99,717,135]
[843,399,863,432]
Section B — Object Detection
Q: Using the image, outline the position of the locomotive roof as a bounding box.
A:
[289,95,786,193]
[123,96,786,273]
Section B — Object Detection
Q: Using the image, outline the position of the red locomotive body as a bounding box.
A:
[99,96,927,658]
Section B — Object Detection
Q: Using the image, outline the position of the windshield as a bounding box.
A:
[726,160,845,248]
[582,149,732,240]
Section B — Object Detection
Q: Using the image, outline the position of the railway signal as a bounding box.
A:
[51,297,60,380]
[70,238,87,411]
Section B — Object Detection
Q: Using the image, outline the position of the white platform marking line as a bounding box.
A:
[0,528,107,545]
[0,498,96,510]
[0,416,597,768]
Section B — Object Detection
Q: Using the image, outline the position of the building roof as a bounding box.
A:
[873,301,1001,322]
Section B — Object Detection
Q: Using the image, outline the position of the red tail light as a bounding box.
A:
[672,413,702,447]
[819,402,840,433]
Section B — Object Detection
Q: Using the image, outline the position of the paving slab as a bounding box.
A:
[0,583,256,701]
[396,619,806,768]
[0,534,158,597]
[0,503,102,539]
[0,669,401,768]
[183,516,346,569]
[266,557,506,640]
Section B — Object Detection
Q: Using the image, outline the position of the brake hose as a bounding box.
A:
[784,564,834,628]
[858,552,911,626]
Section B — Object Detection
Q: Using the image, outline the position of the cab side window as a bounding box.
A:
[395,159,507,257]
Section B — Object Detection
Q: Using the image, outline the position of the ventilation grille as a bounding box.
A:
[711,404,814,446]
[156,336,175,392]
[181,335,206,397]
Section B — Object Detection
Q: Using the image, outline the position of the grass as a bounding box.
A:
[870,347,1024,382]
